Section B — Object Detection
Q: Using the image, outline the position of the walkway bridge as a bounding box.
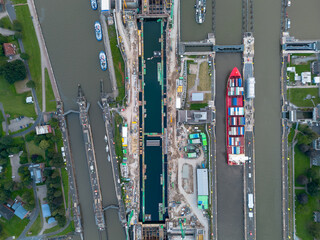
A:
[179,41,244,55]
[283,41,320,52]
[103,204,119,211]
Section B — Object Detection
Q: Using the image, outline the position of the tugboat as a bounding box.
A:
[91,0,98,10]
[99,51,107,71]
[94,21,102,41]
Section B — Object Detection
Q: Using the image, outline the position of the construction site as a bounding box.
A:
[99,0,210,238]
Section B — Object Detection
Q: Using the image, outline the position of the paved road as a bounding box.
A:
[0,27,15,36]
[101,96,127,228]
[244,131,255,240]
[16,181,40,240]
[0,102,9,135]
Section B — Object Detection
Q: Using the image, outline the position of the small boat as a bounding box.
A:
[91,0,98,10]
[94,21,102,41]
[99,51,107,71]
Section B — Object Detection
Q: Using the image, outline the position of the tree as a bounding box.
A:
[308,222,320,239]
[56,214,66,227]
[13,20,23,32]
[54,190,62,198]
[307,181,319,196]
[39,140,50,150]
[26,80,35,89]
[297,192,308,205]
[0,136,13,146]
[20,53,29,60]
[25,132,35,142]
[0,45,4,56]
[0,34,9,44]
[0,223,2,234]
[298,143,311,153]
[0,158,7,165]
[307,167,319,180]
[14,32,22,40]
[1,60,27,84]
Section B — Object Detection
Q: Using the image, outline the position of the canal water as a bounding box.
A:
[140,20,168,223]
[34,0,125,239]
[287,0,320,39]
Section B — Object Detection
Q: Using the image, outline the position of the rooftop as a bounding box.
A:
[191,93,204,102]
[3,43,16,57]
[0,204,14,220]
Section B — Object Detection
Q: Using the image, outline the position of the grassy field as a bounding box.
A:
[114,113,124,160]
[43,224,61,234]
[45,68,56,112]
[11,0,27,3]
[28,213,42,236]
[15,5,42,110]
[198,62,211,91]
[295,189,319,240]
[0,16,13,30]
[190,103,208,110]
[50,221,75,237]
[0,76,36,119]
[61,168,69,209]
[294,146,310,186]
[107,24,125,103]
[187,74,196,90]
[288,88,320,107]
[26,140,45,158]
[0,216,29,240]
[288,125,295,143]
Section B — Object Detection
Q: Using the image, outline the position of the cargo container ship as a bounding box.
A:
[226,67,248,165]
[195,0,206,24]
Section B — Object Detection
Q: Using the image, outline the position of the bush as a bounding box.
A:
[1,60,27,84]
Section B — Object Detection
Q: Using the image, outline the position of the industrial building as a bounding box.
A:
[177,110,212,124]
[197,169,208,210]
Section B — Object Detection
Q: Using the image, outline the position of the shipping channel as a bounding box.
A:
[139,19,168,223]
[34,0,125,239]
[180,0,283,239]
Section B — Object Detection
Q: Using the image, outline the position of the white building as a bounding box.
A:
[301,72,311,84]
[313,76,320,84]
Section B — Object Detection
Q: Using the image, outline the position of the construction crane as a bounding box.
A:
[122,0,127,24]
[179,219,185,239]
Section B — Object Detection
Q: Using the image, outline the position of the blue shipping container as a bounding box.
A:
[238,78,242,87]
[233,98,237,106]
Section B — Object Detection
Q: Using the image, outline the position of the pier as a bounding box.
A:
[56,100,83,237]
[76,85,105,231]
[99,81,128,228]
[242,32,256,240]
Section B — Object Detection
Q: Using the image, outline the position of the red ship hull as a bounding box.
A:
[226,67,246,165]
